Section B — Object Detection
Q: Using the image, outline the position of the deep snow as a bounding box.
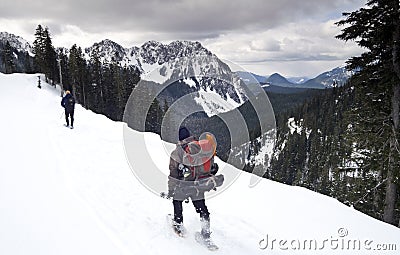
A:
[0,73,399,255]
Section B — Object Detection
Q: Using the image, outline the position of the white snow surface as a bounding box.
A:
[287,117,312,139]
[0,73,399,255]
[288,117,303,135]
[252,135,275,167]
[193,85,241,116]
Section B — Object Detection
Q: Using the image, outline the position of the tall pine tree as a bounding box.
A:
[43,27,58,84]
[3,41,16,74]
[336,0,400,226]
[32,25,58,83]
[32,25,45,73]
[68,44,88,107]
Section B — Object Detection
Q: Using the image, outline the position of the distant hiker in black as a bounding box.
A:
[61,90,75,129]
[168,127,212,239]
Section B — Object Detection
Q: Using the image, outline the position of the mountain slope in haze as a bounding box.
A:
[1,73,399,254]
[264,67,352,89]
[237,66,352,89]
[266,73,293,87]
[287,76,310,84]
[303,66,353,88]
[235,71,268,84]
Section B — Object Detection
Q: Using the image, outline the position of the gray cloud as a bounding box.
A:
[1,0,363,38]
[250,39,281,52]
[0,0,365,76]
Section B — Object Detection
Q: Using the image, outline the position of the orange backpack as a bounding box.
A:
[183,135,216,180]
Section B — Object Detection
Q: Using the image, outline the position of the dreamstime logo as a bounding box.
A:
[122,55,276,200]
[259,228,397,252]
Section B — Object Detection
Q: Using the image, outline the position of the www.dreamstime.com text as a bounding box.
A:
[259,228,397,252]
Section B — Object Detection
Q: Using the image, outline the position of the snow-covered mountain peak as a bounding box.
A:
[167,40,211,57]
[141,40,163,49]
[137,40,211,67]
[0,31,32,55]
[314,66,353,88]
[82,38,247,116]
[85,38,140,67]
[95,39,126,52]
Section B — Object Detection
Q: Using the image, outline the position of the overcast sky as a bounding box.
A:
[0,0,366,77]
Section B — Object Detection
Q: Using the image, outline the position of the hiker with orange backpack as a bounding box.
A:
[167,127,222,249]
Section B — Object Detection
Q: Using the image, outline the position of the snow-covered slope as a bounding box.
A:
[303,66,353,88]
[0,73,399,255]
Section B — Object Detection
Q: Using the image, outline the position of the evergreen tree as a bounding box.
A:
[113,61,125,118]
[32,25,45,74]
[3,41,16,74]
[56,48,69,92]
[103,60,121,119]
[101,59,114,118]
[43,27,58,84]
[68,44,88,107]
[336,0,400,226]
[162,99,169,116]
[146,98,163,134]
[88,46,104,113]
[32,25,58,83]
[23,52,34,74]
[160,99,170,135]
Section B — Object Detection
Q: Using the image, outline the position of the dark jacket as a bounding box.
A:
[168,136,196,198]
[61,94,75,112]
[168,136,222,201]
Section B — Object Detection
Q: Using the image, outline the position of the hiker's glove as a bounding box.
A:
[210,163,219,175]
[178,164,191,178]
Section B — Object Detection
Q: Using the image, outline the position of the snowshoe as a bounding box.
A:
[195,231,219,251]
[166,214,186,237]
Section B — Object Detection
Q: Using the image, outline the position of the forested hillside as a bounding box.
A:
[265,0,400,227]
